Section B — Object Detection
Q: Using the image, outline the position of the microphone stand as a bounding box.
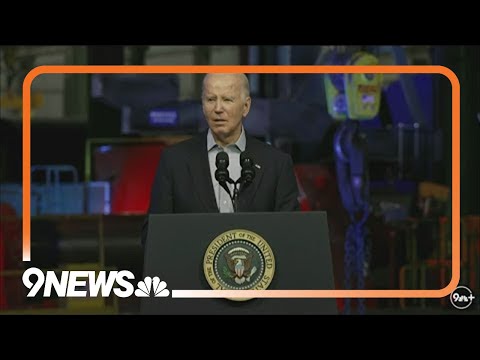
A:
[231,163,255,212]
[220,172,254,212]
[218,177,240,212]
[231,176,254,212]
[232,179,242,212]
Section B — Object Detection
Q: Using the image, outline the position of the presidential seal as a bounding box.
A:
[203,229,275,301]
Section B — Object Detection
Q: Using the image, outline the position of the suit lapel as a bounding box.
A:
[188,132,219,212]
[238,136,264,211]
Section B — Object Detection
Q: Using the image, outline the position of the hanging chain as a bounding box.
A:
[343,208,370,315]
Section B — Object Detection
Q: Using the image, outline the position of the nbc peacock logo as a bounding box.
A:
[135,276,170,297]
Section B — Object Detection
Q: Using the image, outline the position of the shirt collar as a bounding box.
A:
[207,127,246,152]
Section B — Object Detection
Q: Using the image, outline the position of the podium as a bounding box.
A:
[140,211,338,315]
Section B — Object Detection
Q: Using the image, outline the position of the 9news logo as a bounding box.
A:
[22,267,170,298]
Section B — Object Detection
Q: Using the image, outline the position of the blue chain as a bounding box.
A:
[343,208,370,315]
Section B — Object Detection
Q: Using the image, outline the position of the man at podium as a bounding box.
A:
[142,73,300,246]
[140,74,338,315]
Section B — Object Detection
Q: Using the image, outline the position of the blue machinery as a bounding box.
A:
[325,51,383,314]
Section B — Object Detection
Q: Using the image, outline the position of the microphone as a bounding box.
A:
[215,151,229,182]
[215,151,232,197]
[240,151,255,189]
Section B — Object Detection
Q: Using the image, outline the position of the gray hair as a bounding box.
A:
[202,73,250,100]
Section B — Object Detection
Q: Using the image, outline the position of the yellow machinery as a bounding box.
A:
[324,51,383,121]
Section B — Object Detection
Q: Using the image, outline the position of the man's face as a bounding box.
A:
[202,74,251,143]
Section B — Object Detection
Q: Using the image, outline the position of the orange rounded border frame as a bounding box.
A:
[22,65,460,299]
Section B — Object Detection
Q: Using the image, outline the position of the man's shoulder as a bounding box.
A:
[246,135,291,161]
[162,132,205,157]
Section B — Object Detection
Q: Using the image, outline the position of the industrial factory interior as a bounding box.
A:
[0,45,478,315]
